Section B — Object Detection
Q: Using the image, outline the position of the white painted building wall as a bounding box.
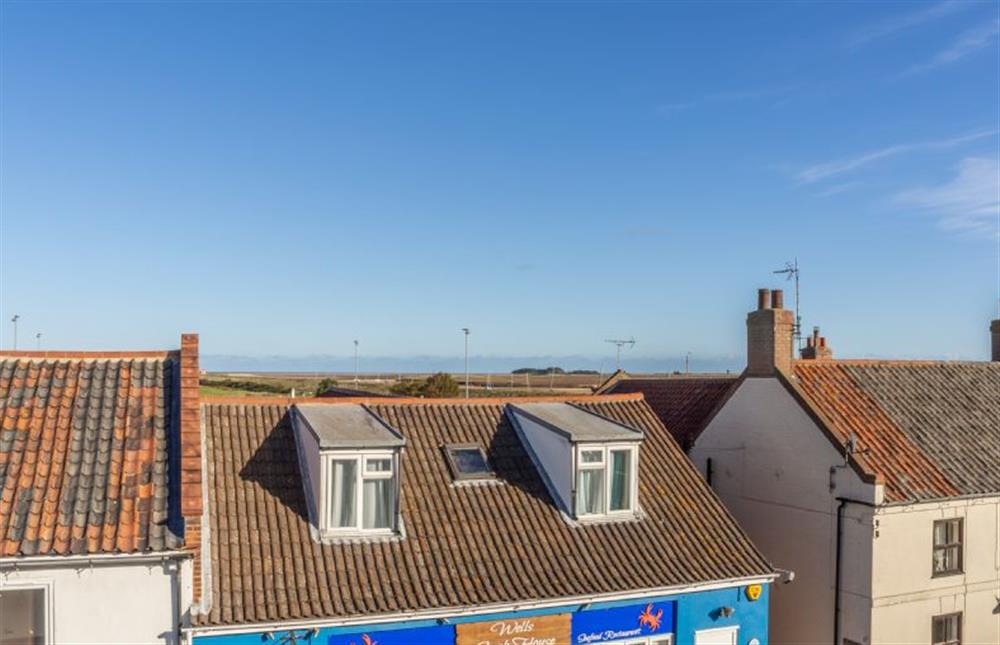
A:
[691,377,877,644]
[0,555,191,645]
[871,497,1000,644]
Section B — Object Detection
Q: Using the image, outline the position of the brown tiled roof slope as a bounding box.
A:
[600,375,738,450]
[199,396,772,626]
[0,356,182,556]
[792,360,1000,503]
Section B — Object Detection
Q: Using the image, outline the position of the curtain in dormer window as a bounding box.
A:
[331,460,357,528]
[609,449,631,512]
[577,468,605,515]
[363,478,393,529]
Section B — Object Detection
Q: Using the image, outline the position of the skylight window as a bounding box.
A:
[444,444,495,481]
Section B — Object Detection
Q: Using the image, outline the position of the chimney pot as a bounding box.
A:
[757,288,771,311]
[772,289,784,309]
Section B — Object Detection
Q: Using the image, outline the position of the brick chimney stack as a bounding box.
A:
[747,288,795,376]
[179,333,203,603]
[991,320,1000,361]
[800,326,834,360]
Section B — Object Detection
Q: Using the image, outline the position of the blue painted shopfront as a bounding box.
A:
[192,584,768,645]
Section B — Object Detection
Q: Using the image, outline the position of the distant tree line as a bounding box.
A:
[200,378,291,394]
[390,372,460,397]
[511,367,599,375]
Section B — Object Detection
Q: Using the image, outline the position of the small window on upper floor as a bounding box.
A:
[326,451,397,533]
[575,444,636,518]
[444,444,495,481]
[932,518,963,576]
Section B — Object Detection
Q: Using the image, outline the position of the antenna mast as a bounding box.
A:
[773,259,802,352]
[604,337,636,370]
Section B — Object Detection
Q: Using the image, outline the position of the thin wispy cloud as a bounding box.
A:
[848,0,970,47]
[904,19,1000,75]
[796,129,998,184]
[894,157,999,237]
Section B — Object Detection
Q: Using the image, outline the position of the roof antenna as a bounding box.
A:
[604,337,636,371]
[773,258,802,352]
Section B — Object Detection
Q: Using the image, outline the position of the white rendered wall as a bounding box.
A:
[871,496,1000,645]
[0,556,189,645]
[691,377,877,644]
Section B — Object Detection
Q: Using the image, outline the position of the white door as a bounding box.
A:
[694,626,739,645]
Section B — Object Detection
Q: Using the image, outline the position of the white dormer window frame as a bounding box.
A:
[574,443,638,520]
[321,449,399,536]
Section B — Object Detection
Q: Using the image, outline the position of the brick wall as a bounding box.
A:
[746,288,795,376]
[179,333,203,603]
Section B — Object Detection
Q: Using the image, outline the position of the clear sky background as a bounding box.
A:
[1,1,998,372]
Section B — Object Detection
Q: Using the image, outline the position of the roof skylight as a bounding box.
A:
[444,444,494,481]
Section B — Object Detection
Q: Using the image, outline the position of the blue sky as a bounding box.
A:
[1,1,997,371]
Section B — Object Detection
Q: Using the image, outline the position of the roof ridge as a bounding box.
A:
[0,350,175,359]
[793,358,996,367]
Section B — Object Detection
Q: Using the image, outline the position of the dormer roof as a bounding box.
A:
[508,402,643,442]
[295,403,405,449]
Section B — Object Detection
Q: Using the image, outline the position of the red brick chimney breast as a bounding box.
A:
[179,333,203,603]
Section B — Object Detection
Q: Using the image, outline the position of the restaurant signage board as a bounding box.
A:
[570,601,675,644]
[456,613,572,645]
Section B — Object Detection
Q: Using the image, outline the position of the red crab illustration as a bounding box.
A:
[348,635,378,645]
[638,603,664,631]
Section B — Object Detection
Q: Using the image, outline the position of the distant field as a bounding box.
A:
[199,371,623,398]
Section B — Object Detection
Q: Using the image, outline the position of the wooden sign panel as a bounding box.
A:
[455,613,571,645]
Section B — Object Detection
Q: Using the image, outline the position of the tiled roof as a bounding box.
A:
[199,395,772,626]
[599,375,738,450]
[0,355,182,556]
[790,360,1000,503]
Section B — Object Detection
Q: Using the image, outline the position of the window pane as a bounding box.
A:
[363,478,394,529]
[934,521,947,546]
[933,614,960,644]
[330,460,357,528]
[580,449,603,464]
[0,588,45,645]
[451,448,490,475]
[365,458,392,474]
[577,468,605,515]
[609,449,631,511]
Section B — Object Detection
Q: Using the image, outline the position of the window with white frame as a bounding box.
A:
[0,585,48,645]
[575,444,636,518]
[326,452,397,533]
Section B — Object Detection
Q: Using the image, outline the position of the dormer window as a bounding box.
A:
[506,402,643,523]
[291,404,405,539]
[576,445,636,516]
[328,452,396,532]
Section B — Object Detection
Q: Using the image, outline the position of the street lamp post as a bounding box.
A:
[10,315,19,350]
[461,328,470,398]
[353,340,359,385]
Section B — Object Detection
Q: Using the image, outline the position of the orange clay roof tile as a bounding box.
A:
[791,360,1000,502]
